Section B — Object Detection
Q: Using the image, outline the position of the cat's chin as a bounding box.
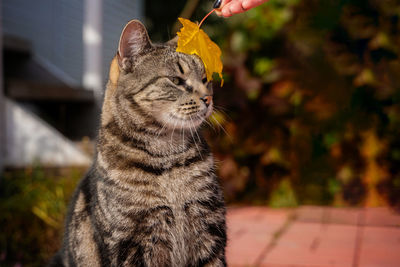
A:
[158,112,209,131]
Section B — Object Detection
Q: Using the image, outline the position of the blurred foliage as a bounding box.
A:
[197,0,400,209]
[147,0,400,210]
[0,167,83,266]
[145,0,188,42]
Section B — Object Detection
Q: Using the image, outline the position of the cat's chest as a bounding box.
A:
[157,165,209,205]
[142,149,212,202]
[146,168,214,266]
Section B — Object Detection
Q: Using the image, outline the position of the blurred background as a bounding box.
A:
[1,0,400,265]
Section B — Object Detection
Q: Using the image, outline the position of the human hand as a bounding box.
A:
[214,0,269,17]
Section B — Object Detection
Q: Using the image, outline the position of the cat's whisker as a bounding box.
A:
[210,114,233,141]
[188,115,203,160]
[212,105,233,123]
[213,104,230,113]
[157,112,176,140]
[206,115,219,132]
[156,118,169,139]
[173,93,188,151]
[200,114,217,133]
[170,117,178,145]
[210,107,234,138]
[181,124,186,151]
[192,115,203,147]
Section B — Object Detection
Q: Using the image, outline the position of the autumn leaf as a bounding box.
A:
[176,17,224,86]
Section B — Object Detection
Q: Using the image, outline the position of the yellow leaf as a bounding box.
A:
[176,17,224,86]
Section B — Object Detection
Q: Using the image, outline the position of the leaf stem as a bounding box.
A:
[199,9,216,28]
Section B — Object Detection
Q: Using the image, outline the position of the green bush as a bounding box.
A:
[0,167,84,266]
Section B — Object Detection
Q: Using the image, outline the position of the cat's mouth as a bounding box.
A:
[171,113,205,128]
[159,106,212,130]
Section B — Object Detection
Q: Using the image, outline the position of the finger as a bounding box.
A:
[242,0,268,10]
[228,0,248,14]
[221,6,233,17]
[215,0,232,17]
[220,0,244,17]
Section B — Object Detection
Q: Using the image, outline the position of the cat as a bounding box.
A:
[48,20,226,267]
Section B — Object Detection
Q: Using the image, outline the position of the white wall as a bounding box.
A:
[4,99,91,167]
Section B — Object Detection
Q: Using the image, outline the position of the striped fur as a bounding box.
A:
[49,20,226,267]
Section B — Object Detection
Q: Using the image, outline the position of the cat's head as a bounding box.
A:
[105,20,213,132]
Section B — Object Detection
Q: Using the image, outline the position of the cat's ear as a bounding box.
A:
[117,20,153,70]
[166,35,178,48]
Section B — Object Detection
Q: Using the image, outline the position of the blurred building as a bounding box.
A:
[0,0,144,169]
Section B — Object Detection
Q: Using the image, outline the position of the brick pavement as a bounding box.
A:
[226,206,400,267]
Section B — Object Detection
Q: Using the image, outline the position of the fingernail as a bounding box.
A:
[213,0,222,9]
[242,0,250,10]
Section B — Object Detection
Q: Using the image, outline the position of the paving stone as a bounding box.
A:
[358,226,400,267]
[326,208,361,225]
[364,207,400,227]
[260,222,357,267]
[258,265,334,267]
[226,206,400,267]
[226,207,290,266]
[295,206,325,223]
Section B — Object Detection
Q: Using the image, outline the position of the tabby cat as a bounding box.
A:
[49,20,226,267]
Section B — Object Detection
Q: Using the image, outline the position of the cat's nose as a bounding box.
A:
[200,95,212,107]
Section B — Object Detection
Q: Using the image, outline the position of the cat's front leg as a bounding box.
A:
[199,248,226,267]
[126,205,175,267]
[193,228,227,267]
[185,199,227,267]
[204,253,227,267]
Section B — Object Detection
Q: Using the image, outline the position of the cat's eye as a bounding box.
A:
[177,62,185,74]
[202,77,208,84]
[170,76,184,86]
